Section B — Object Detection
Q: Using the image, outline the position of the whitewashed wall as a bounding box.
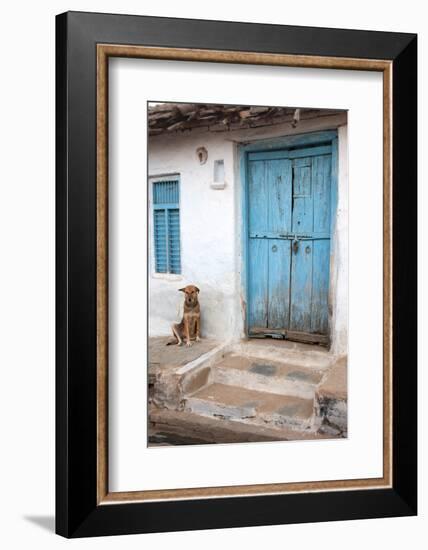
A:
[148,113,348,356]
[330,125,349,355]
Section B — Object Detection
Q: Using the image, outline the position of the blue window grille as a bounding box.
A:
[152,179,181,274]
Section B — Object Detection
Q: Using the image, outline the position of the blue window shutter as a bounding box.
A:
[153,179,181,274]
[153,180,180,204]
[168,208,181,274]
[153,209,167,273]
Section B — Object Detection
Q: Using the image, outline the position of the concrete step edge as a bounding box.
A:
[230,343,335,369]
[184,385,316,431]
[210,364,318,399]
[148,408,334,444]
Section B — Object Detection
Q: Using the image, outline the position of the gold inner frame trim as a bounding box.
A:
[96,44,393,504]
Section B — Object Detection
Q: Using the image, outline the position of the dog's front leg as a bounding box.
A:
[185,319,192,347]
[195,317,201,342]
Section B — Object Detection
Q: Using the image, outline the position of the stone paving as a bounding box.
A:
[149,336,220,370]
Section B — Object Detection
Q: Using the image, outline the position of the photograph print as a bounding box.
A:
[147,101,348,446]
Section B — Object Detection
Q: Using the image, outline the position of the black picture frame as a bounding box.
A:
[56,11,417,538]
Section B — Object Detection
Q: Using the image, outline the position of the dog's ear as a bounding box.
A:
[195,286,200,293]
[178,287,186,292]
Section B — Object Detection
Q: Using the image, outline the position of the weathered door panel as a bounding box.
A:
[267,160,293,234]
[289,237,313,332]
[268,239,291,329]
[248,158,292,330]
[248,237,268,328]
[292,159,313,234]
[248,160,268,235]
[311,239,330,333]
[248,160,268,328]
[312,155,332,233]
[247,145,332,344]
[310,154,332,334]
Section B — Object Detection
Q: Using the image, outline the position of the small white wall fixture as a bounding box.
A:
[211,159,226,190]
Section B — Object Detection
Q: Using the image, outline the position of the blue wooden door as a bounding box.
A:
[247,145,332,344]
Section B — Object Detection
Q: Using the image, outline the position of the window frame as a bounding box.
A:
[149,174,182,277]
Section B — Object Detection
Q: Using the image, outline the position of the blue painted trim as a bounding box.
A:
[248,144,332,162]
[241,130,337,154]
[239,129,339,338]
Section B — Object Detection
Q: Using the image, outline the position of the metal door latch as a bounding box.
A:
[293,239,299,254]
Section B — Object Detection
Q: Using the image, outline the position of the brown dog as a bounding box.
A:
[167,285,201,347]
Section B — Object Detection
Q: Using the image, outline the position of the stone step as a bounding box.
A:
[184,383,315,432]
[232,339,334,370]
[149,408,333,446]
[210,353,324,399]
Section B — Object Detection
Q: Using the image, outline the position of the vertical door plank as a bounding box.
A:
[268,239,291,329]
[267,159,293,234]
[290,157,313,331]
[248,238,268,328]
[289,237,313,332]
[313,155,331,233]
[266,159,292,329]
[311,239,330,333]
[248,160,269,328]
[292,159,313,234]
[311,155,331,333]
[248,161,268,234]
